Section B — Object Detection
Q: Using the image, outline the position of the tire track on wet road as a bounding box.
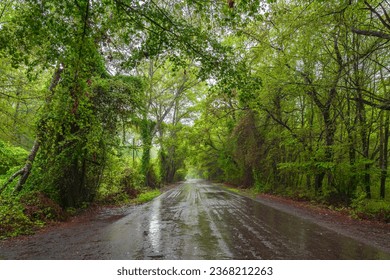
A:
[1,179,389,259]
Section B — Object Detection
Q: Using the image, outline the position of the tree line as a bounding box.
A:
[189,0,390,214]
[0,1,389,236]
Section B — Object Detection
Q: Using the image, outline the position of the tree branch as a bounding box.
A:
[0,169,24,194]
[1,64,63,194]
[351,97,390,111]
[364,1,390,30]
[351,28,390,40]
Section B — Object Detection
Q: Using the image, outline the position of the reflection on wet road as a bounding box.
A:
[105,180,389,259]
[1,179,389,259]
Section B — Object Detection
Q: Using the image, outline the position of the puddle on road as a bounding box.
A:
[204,191,231,200]
[100,184,390,259]
[148,198,162,254]
[194,211,228,259]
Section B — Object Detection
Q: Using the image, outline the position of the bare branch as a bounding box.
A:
[379,3,390,24]
[364,0,390,30]
[0,169,24,194]
[351,97,390,111]
[351,28,390,40]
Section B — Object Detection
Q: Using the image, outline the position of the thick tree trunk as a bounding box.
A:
[324,105,335,188]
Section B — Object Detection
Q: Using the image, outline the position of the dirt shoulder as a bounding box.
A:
[0,184,178,243]
[253,193,390,254]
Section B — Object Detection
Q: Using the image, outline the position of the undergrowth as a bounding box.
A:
[228,183,390,224]
[135,189,160,204]
[351,192,390,223]
[1,186,162,239]
[0,191,66,239]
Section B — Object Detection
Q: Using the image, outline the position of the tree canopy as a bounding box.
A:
[1,0,390,231]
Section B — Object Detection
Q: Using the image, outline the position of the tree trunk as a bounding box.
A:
[314,172,325,195]
[352,32,371,199]
[13,139,40,193]
[380,110,389,199]
[348,132,357,196]
[357,94,371,199]
[345,89,358,197]
[0,65,63,194]
[140,117,155,186]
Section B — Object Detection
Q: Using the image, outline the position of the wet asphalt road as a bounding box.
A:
[1,179,389,259]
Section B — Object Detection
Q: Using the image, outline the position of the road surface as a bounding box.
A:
[1,179,389,259]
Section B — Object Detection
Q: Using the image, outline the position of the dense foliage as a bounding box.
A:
[1,0,390,238]
[189,1,390,220]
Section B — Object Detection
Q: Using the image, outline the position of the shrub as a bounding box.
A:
[19,191,65,222]
[96,191,130,205]
[0,190,66,239]
[174,168,187,182]
[0,196,35,238]
[145,164,161,189]
[352,193,390,222]
[0,140,28,175]
[120,168,143,198]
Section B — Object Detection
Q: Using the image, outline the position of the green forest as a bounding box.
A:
[1,0,390,238]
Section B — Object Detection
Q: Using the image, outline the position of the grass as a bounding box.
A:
[226,187,240,193]
[222,185,257,198]
[134,189,161,204]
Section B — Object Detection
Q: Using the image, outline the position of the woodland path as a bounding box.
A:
[1,179,389,259]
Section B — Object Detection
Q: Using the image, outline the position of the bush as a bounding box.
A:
[0,190,66,239]
[0,140,28,175]
[0,196,36,239]
[97,191,131,205]
[174,168,187,182]
[352,193,390,222]
[96,165,145,205]
[120,168,143,198]
[19,191,65,222]
[145,164,161,189]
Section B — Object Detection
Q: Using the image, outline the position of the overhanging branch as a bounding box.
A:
[351,28,390,40]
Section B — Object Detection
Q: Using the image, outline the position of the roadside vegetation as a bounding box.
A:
[1,1,390,239]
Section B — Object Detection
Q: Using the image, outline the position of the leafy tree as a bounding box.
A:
[1,0,389,219]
